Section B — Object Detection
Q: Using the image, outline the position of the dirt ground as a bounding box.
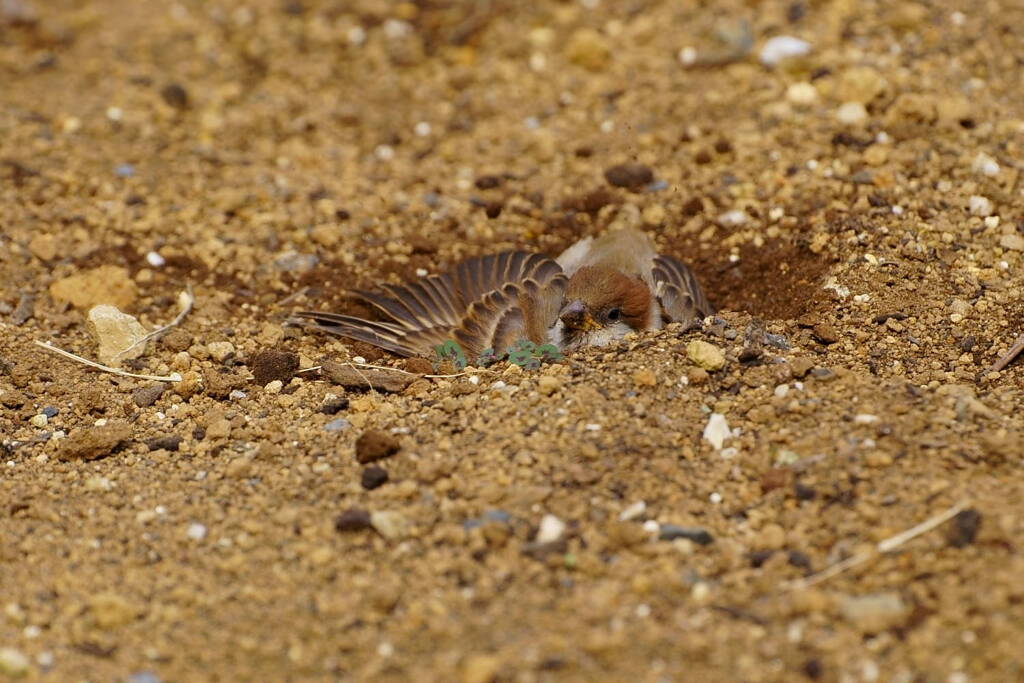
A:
[2,0,1023,681]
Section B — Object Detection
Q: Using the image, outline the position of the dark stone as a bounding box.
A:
[787,550,812,570]
[145,435,183,452]
[802,658,823,679]
[132,384,166,408]
[658,525,714,545]
[249,349,299,386]
[794,482,817,500]
[360,465,389,490]
[335,508,372,532]
[355,429,401,464]
[41,406,58,418]
[474,175,502,189]
[320,396,349,415]
[604,163,654,190]
[160,83,189,109]
[946,508,982,547]
[749,549,775,568]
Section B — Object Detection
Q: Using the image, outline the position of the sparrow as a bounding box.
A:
[290,228,712,359]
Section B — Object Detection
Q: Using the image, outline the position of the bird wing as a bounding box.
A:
[651,254,714,328]
[291,251,567,358]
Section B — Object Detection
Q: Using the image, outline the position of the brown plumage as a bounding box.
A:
[290,229,713,357]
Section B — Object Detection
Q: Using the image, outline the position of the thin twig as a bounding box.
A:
[784,501,968,592]
[980,332,1024,378]
[112,285,194,361]
[34,340,182,382]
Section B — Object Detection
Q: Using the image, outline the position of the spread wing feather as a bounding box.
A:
[291,251,567,358]
[651,254,714,328]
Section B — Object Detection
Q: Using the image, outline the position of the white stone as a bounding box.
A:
[836,101,868,125]
[187,523,208,541]
[0,647,30,676]
[703,413,731,450]
[972,152,1000,177]
[759,36,811,66]
[786,82,817,106]
[536,514,566,544]
[86,304,148,366]
[618,501,646,521]
[207,341,235,362]
[968,195,993,217]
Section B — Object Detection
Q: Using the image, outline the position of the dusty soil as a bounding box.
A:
[2,0,1023,681]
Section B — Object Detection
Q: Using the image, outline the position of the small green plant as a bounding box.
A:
[433,339,562,371]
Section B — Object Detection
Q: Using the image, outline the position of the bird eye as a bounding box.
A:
[607,308,622,321]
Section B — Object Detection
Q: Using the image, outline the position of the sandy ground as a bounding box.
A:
[2,0,1023,681]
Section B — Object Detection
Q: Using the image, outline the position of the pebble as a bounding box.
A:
[632,368,657,387]
[537,375,560,396]
[320,396,349,415]
[658,525,713,545]
[839,592,910,633]
[786,82,817,106]
[756,523,786,550]
[361,465,389,490]
[618,501,646,521]
[836,101,868,125]
[461,654,501,683]
[687,340,726,371]
[207,341,235,363]
[972,152,1000,177]
[89,592,138,629]
[999,234,1024,251]
[161,329,193,352]
[161,83,189,109]
[59,421,132,461]
[186,523,207,541]
[127,672,162,683]
[322,361,413,393]
[968,195,993,217]
[145,435,182,452]
[536,514,566,544]
[717,209,748,227]
[370,510,410,540]
[946,509,982,547]
[0,647,30,676]
[86,304,148,366]
[249,349,299,386]
[273,251,318,273]
[335,508,372,532]
[49,265,137,310]
[29,413,47,428]
[28,233,56,261]
[703,413,731,450]
[759,35,811,66]
[355,429,401,463]
[263,380,283,394]
[132,384,166,408]
[604,163,655,190]
[565,28,610,70]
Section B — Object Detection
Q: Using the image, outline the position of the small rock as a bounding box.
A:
[604,163,655,190]
[686,367,709,385]
[202,369,246,399]
[461,654,501,683]
[786,82,817,106]
[355,429,401,463]
[160,83,189,109]
[536,514,566,544]
[323,417,352,432]
[29,413,47,428]
[320,395,349,415]
[839,592,911,633]
[403,357,434,374]
[946,508,982,547]
[999,234,1024,251]
[86,304,148,366]
[759,35,811,66]
[186,523,207,541]
[249,349,299,385]
[89,592,138,629]
[618,500,646,521]
[0,647,30,677]
[811,323,839,345]
[790,357,815,377]
[263,379,283,394]
[132,384,165,408]
[756,523,786,550]
[968,195,994,217]
[658,525,714,545]
[322,361,413,393]
[273,251,318,273]
[361,465,389,490]
[59,421,132,460]
[687,340,726,371]
[2,389,28,408]
[565,28,610,70]
[703,413,731,450]
[160,329,193,352]
[809,367,836,381]
[335,508,372,532]
[205,418,231,440]
[537,375,560,396]
[370,510,410,540]
[144,435,182,452]
[49,265,137,310]
[632,368,657,387]
[207,341,235,363]
[28,232,57,261]
[836,101,868,126]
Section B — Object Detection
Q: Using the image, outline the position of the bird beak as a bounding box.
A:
[559,300,601,331]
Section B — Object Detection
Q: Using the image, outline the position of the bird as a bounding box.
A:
[289,228,713,359]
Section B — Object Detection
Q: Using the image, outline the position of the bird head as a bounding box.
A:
[556,265,653,349]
